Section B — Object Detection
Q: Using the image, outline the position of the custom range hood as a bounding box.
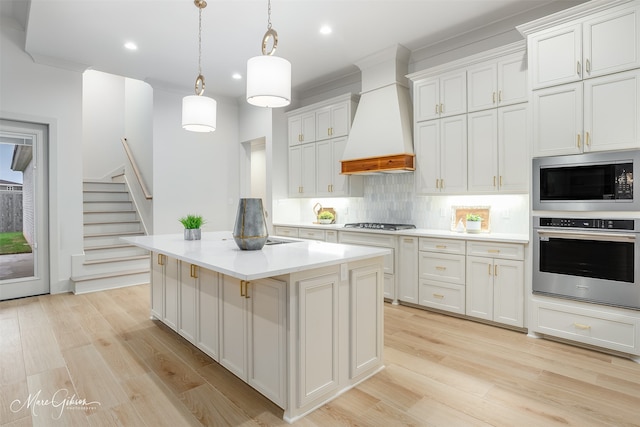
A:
[341,44,414,175]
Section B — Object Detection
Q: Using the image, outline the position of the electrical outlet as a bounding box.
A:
[502,209,510,219]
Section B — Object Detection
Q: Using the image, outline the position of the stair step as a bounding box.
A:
[84,254,150,265]
[84,245,149,261]
[84,221,142,234]
[73,269,150,295]
[83,181,126,192]
[83,192,131,202]
[84,232,145,247]
[74,256,150,276]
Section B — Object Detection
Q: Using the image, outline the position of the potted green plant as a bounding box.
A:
[318,211,335,224]
[179,214,205,240]
[465,213,483,233]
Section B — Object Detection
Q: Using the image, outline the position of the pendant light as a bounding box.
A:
[182,0,217,132]
[246,0,291,108]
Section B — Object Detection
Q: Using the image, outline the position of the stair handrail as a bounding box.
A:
[121,137,152,200]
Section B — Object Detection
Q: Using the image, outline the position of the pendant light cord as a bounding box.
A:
[267,0,272,30]
[198,6,203,76]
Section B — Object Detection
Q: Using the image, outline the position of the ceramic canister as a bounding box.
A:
[232,198,268,250]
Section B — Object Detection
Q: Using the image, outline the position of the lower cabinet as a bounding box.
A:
[151,252,179,331]
[179,261,198,343]
[466,241,524,328]
[219,275,287,407]
[418,238,466,315]
[397,236,419,304]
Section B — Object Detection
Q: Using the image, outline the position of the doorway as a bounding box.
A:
[240,137,269,225]
[0,120,49,300]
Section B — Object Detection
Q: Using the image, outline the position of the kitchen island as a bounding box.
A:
[122,231,388,422]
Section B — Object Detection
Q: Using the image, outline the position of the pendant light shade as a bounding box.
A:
[182,94,217,132]
[246,55,291,108]
[182,0,216,132]
[246,0,291,108]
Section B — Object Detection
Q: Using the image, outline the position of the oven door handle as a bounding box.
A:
[536,229,637,243]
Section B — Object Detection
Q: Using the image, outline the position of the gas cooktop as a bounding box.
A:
[343,223,417,231]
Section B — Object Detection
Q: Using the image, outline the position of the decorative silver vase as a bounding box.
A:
[233,198,268,250]
[184,228,201,240]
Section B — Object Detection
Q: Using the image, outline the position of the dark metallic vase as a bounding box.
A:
[233,198,268,250]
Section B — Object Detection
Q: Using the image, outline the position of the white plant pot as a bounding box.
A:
[466,220,482,233]
[318,219,333,224]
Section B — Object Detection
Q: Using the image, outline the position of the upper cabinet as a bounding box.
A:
[414,70,467,122]
[527,2,640,90]
[286,94,361,198]
[288,112,316,146]
[467,51,528,112]
[315,101,353,141]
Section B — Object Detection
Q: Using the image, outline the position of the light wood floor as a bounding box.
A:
[1,285,639,426]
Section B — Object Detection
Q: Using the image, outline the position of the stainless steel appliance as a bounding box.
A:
[343,223,416,231]
[533,216,640,310]
[533,150,638,211]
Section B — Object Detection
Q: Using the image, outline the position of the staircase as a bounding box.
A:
[71,180,150,294]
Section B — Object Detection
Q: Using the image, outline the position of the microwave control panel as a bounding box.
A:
[537,217,635,230]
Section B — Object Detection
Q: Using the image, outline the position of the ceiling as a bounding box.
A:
[2,0,587,101]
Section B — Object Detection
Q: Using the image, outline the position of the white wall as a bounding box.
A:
[125,77,153,193]
[1,21,84,294]
[152,89,240,234]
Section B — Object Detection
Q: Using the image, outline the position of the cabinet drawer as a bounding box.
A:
[325,230,338,243]
[419,252,465,285]
[467,241,524,260]
[274,226,299,238]
[419,280,465,315]
[419,237,465,254]
[339,231,396,248]
[533,300,639,355]
[298,228,326,241]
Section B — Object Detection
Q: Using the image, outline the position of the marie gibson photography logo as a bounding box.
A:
[10,388,101,420]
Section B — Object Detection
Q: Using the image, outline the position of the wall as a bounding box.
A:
[0,20,84,293]
[0,192,22,233]
[152,89,240,234]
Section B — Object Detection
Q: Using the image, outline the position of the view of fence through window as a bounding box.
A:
[0,139,34,281]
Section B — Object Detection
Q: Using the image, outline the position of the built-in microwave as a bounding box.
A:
[533,150,639,211]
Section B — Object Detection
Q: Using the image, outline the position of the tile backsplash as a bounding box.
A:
[275,173,529,234]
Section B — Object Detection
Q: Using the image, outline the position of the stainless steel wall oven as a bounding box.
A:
[533,217,640,310]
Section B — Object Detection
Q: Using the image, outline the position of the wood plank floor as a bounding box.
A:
[1,285,639,426]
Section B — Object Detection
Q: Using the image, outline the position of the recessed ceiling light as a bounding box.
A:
[124,42,138,51]
[232,73,242,80]
[319,25,332,35]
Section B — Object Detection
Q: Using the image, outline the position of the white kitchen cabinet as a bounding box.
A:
[316,101,352,141]
[158,254,179,331]
[415,70,467,121]
[528,4,640,90]
[297,227,326,241]
[468,104,529,193]
[418,237,466,315]
[274,226,298,238]
[219,275,287,407]
[288,112,316,146]
[325,230,338,243]
[179,261,198,343]
[465,241,524,328]
[288,143,316,197]
[397,236,418,304]
[297,272,340,406]
[150,252,165,320]
[533,70,640,156]
[415,115,467,194]
[467,51,528,112]
[316,136,363,197]
[196,266,219,361]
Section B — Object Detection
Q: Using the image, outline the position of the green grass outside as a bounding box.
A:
[0,232,33,255]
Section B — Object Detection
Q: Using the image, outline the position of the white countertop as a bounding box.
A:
[122,231,390,281]
[274,223,529,244]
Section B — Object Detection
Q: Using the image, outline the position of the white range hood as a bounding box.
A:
[341,44,414,175]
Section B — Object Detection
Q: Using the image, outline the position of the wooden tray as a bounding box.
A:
[451,206,491,232]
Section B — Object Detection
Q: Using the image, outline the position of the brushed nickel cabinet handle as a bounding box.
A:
[436,244,447,249]
[440,103,444,114]
[487,249,500,254]
[493,176,496,187]
[240,280,246,297]
[499,176,503,187]
[586,58,591,74]
[435,104,439,114]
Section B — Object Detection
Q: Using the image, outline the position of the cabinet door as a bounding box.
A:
[179,262,198,343]
[467,109,498,192]
[584,70,640,152]
[493,259,524,328]
[532,82,583,157]
[415,120,440,193]
[397,236,418,304]
[288,146,302,197]
[197,267,219,361]
[529,23,582,89]
[330,136,350,196]
[415,79,440,122]
[300,112,316,143]
[350,265,383,379]
[330,102,351,138]
[288,115,302,146]
[315,140,332,196]
[151,252,164,319]
[497,51,528,106]
[498,104,529,192]
[247,278,286,407]
[163,257,179,331]
[300,143,317,196]
[440,115,467,193]
[467,61,497,113]
[316,108,332,141]
[440,70,467,117]
[219,275,247,380]
[583,5,640,79]
[465,256,493,321]
[298,273,340,406]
